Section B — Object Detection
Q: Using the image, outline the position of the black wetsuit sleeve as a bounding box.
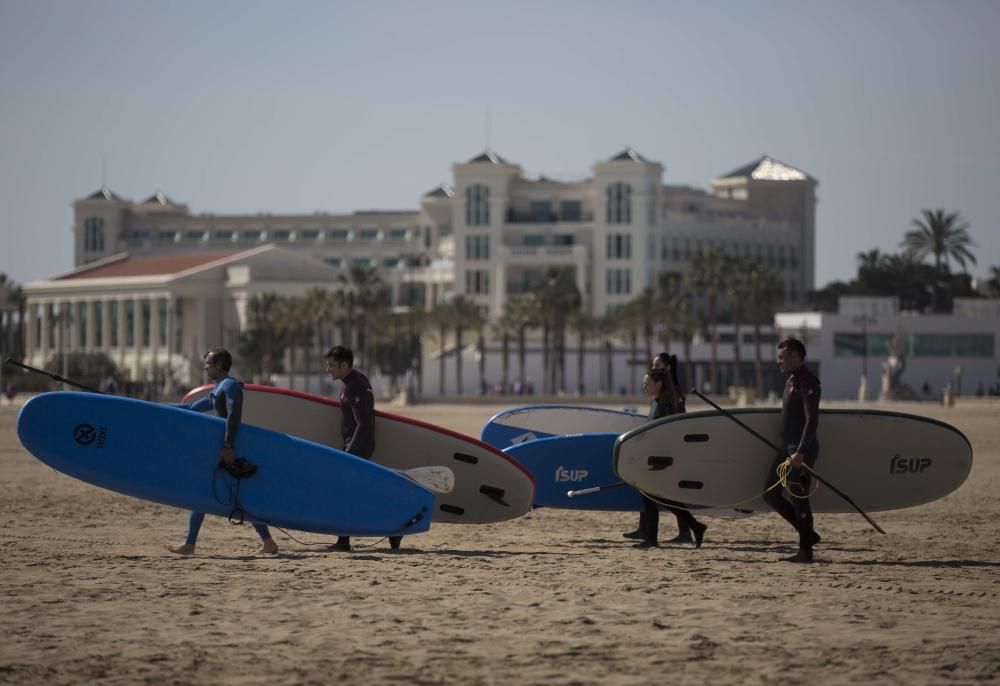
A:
[796,377,820,453]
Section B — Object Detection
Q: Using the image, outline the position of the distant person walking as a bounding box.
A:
[166,348,278,556]
[763,338,821,563]
[325,345,401,552]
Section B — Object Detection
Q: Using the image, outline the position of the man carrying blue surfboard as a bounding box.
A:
[325,345,402,552]
[765,338,822,563]
[165,348,279,556]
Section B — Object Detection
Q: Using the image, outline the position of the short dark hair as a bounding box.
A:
[778,338,807,359]
[653,352,670,368]
[205,347,233,371]
[325,345,354,367]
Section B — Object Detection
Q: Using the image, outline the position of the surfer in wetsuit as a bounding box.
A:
[325,346,401,552]
[625,353,693,544]
[166,348,279,556]
[764,338,821,563]
[633,368,707,549]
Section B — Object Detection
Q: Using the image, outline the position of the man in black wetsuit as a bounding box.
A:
[325,345,402,552]
[763,338,822,563]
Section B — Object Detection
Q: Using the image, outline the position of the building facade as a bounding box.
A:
[70,149,817,319]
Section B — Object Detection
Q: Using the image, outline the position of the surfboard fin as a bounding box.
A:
[479,485,509,506]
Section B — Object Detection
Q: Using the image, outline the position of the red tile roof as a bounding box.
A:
[58,252,241,280]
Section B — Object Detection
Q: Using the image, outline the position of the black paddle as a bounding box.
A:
[3,357,104,394]
[690,388,885,535]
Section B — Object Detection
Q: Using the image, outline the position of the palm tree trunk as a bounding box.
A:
[455,326,464,397]
[733,320,742,390]
[754,321,764,399]
[542,321,550,395]
[437,324,446,397]
[517,326,527,389]
[629,330,638,395]
[577,328,586,396]
[709,296,718,394]
[477,328,486,395]
[605,339,613,395]
[501,332,510,393]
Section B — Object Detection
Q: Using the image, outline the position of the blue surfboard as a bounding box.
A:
[16,392,435,537]
[504,433,643,510]
[482,404,647,449]
[504,431,753,517]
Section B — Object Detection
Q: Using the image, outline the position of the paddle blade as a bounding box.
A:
[402,466,456,494]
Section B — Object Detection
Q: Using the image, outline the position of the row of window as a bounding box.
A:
[83,217,105,252]
[662,237,799,269]
[35,299,183,351]
[833,333,995,358]
[125,227,420,245]
[466,183,635,227]
[323,256,424,269]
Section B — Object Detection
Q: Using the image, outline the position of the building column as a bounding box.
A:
[24,304,36,362]
[151,297,162,380]
[86,300,97,352]
[39,302,50,362]
[102,300,112,352]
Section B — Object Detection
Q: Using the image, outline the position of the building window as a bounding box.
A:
[359,229,380,240]
[141,300,151,347]
[328,229,350,241]
[94,302,103,347]
[83,217,105,252]
[158,231,178,243]
[324,257,342,268]
[530,201,552,223]
[389,228,409,241]
[109,301,118,347]
[524,234,545,247]
[560,200,582,221]
[553,234,574,246]
[606,233,632,260]
[186,230,206,241]
[465,235,490,260]
[465,269,490,295]
[352,257,372,268]
[466,184,490,226]
[301,229,321,241]
[271,229,292,241]
[158,299,168,347]
[77,302,87,348]
[125,300,134,347]
[174,299,184,352]
[438,224,453,238]
[213,230,234,242]
[242,229,264,241]
[606,269,632,295]
[383,257,400,268]
[606,183,632,225]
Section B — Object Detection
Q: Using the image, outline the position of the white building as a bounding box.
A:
[23,148,818,391]
[776,297,1000,400]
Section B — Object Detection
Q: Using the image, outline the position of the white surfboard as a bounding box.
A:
[182,385,535,524]
[481,404,647,449]
[614,409,973,513]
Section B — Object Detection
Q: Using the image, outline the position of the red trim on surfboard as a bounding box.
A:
[182,383,536,485]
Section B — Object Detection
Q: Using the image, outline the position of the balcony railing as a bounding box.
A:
[505,209,594,223]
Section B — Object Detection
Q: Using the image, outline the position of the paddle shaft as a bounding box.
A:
[567,481,627,498]
[690,388,885,535]
[4,358,103,394]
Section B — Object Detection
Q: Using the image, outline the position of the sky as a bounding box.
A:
[1,0,998,289]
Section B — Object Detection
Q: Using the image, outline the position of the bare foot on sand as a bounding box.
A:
[256,538,278,555]
[165,543,195,555]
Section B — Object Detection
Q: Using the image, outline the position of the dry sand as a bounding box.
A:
[1,396,998,685]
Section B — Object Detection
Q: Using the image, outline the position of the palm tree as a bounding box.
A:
[726,255,756,390]
[535,267,581,394]
[243,292,286,381]
[450,296,482,397]
[493,300,532,393]
[616,301,643,395]
[856,248,887,293]
[568,310,597,395]
[745,262,782,398]
[276,296,311,390]
[336,265,385,367]
[301,287,335,392]
[988,265,1000,298]
[688,248,728,393]
[596,311,620,395]
[902,209,977,311]
[427,303,452,397]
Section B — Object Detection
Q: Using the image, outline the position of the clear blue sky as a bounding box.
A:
[1,0,997,288]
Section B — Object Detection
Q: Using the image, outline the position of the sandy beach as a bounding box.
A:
[1,396,998,685]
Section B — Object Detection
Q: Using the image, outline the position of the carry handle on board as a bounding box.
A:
[690,388,885,535]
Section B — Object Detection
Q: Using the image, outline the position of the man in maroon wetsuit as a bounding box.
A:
[763,338,822,563]
[325,345,402,552]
